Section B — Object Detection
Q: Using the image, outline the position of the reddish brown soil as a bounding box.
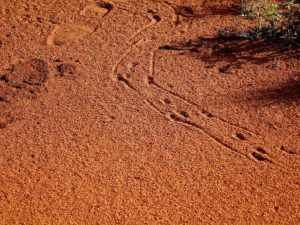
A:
[0,0,299,224]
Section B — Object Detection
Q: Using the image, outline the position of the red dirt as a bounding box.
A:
[0,0,299,224]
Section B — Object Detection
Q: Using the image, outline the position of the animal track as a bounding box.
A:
[0,59,82,129]
[111,46,262,163]
[107,2,294,171]
[0,59,49,128]
[5,59,49,90]
[57,63,77,79]
[47,24,94,47]
[280,146,297,155]
[110,44,291,167]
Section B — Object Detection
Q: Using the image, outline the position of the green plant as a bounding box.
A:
[238,0,299,42]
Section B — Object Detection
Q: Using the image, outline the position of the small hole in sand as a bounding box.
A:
[153,15,161,22]
[256,147,267,154]
[180,111,189,118]
[236,133,246,140]
[164,99,171,104]
[183,6,194,14]
[148,76,155,84]
[251,152,268,161]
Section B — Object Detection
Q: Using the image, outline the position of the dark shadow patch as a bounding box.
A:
[159,20,299,71]
[1,75,9,83]
[236,133,246,140]
[251,152,271,162]
[159,45,181,50]
[147,76,155,85]
[170,113,180,121]
[245,78,300,105]
[167,1,239,20]
[153,15,161,22]
[179,111,189,118]
[97,1,113,12]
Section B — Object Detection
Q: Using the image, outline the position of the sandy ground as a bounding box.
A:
[0,0,299,224]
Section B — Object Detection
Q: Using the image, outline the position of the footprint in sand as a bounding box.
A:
[4,59,49,91]
[0,59,49,129]
[47,1,114,47]
[56,63,77,80]
[47,24,95,47]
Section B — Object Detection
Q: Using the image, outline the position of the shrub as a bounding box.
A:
[238,0,299,43]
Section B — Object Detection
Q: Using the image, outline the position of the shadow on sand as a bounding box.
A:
[159,32,299,104]
[245,77,300,105]
[159,33,299,72]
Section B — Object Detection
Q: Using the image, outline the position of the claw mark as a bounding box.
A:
[251,152,272,162]
[236,132,246,140]
[179,110,189,118]
[256,147,267,154]
[116,73,136,91]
